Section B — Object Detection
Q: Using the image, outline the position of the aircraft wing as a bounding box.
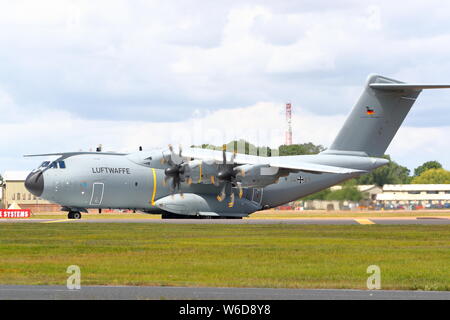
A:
[183,148,366,174]
[24,152,127,158]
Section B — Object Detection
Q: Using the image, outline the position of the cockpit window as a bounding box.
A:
[39,161,50,168]
[37,160,66,170]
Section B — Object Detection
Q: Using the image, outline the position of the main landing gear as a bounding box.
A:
[68,211,82,219]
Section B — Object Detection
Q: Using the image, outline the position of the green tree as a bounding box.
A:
[301,188,331,201]
[195,140,273,156]
[325,186,366,202]
[278,143,326,156]
[354,155,410,186]
[301,186,365,201]
[195,141,326,157]
[413,161,442,177]
[411,168,450,184]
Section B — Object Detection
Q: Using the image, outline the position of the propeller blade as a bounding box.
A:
[222,144,226,164]
[177,177,184,197]
[236,182,243,199]
[197,161,203,183]
[228,192,235,208]
[216,184,226,202]
[236,167,245,177]
[162,175,170,187]
[231,150,237,164]
[171,177,177,193]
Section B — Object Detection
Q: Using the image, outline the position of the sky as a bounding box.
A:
[1,0,450,174]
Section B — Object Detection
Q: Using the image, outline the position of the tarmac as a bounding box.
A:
[1,217,450,225]
[0,285,449,300]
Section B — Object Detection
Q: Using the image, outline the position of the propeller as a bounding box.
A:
[214,145,244,207]
[162,145,187,196]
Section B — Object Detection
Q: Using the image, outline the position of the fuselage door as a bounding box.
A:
[252,188,263,205]
[90,182,104,206]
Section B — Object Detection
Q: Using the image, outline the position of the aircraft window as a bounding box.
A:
[49,162,58,169]
[40,161,50,168]
[58,161,66,169]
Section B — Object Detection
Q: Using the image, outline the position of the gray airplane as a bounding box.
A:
[24,74,450,219]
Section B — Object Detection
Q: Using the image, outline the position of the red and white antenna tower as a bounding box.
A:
[285,102,293,145]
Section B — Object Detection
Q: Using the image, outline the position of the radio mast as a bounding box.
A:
[285,102,293,145]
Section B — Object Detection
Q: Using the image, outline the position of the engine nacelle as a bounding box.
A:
[182,160,219,184]
[235,164,287,188]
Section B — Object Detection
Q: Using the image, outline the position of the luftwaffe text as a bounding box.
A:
[91,167,131,174]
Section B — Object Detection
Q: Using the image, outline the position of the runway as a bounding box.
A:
[0,285,449,300]
[1,217,450,225]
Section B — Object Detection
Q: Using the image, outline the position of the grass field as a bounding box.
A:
[31,209,450,220]
[0,223,449,290]
[251,210,450,218]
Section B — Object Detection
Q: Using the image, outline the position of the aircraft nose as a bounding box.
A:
[25,171,44,197]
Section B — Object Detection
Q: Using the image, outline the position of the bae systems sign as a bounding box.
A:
[0,209,31,218]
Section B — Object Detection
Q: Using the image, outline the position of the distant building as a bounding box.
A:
[1,171,60,212]
[330,184,383,201]
[299,184,450,210]
[376,184,450,205]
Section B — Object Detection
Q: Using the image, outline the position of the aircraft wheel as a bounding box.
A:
[68,211,74,219]
[72,211,82,219]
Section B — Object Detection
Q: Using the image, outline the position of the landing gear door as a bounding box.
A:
[90,182,104,206]
[252,188,263,205]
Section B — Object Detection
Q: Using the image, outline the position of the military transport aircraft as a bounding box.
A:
[24,74,450,219]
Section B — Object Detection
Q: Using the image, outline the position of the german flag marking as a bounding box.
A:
[366,106,375,115]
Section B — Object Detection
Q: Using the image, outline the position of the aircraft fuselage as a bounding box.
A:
[25,151,386,218]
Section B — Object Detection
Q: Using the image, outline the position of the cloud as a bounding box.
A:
[1,1,450,174]
[2,96,449,173]
[1,1,450,122]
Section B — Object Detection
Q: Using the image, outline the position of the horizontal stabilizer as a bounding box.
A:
[370,83,450,91]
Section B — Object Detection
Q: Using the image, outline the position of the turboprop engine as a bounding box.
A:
[234,164,289,188]
[181,159,220,185]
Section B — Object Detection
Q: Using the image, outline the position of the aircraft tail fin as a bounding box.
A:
[324,74,450,158]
